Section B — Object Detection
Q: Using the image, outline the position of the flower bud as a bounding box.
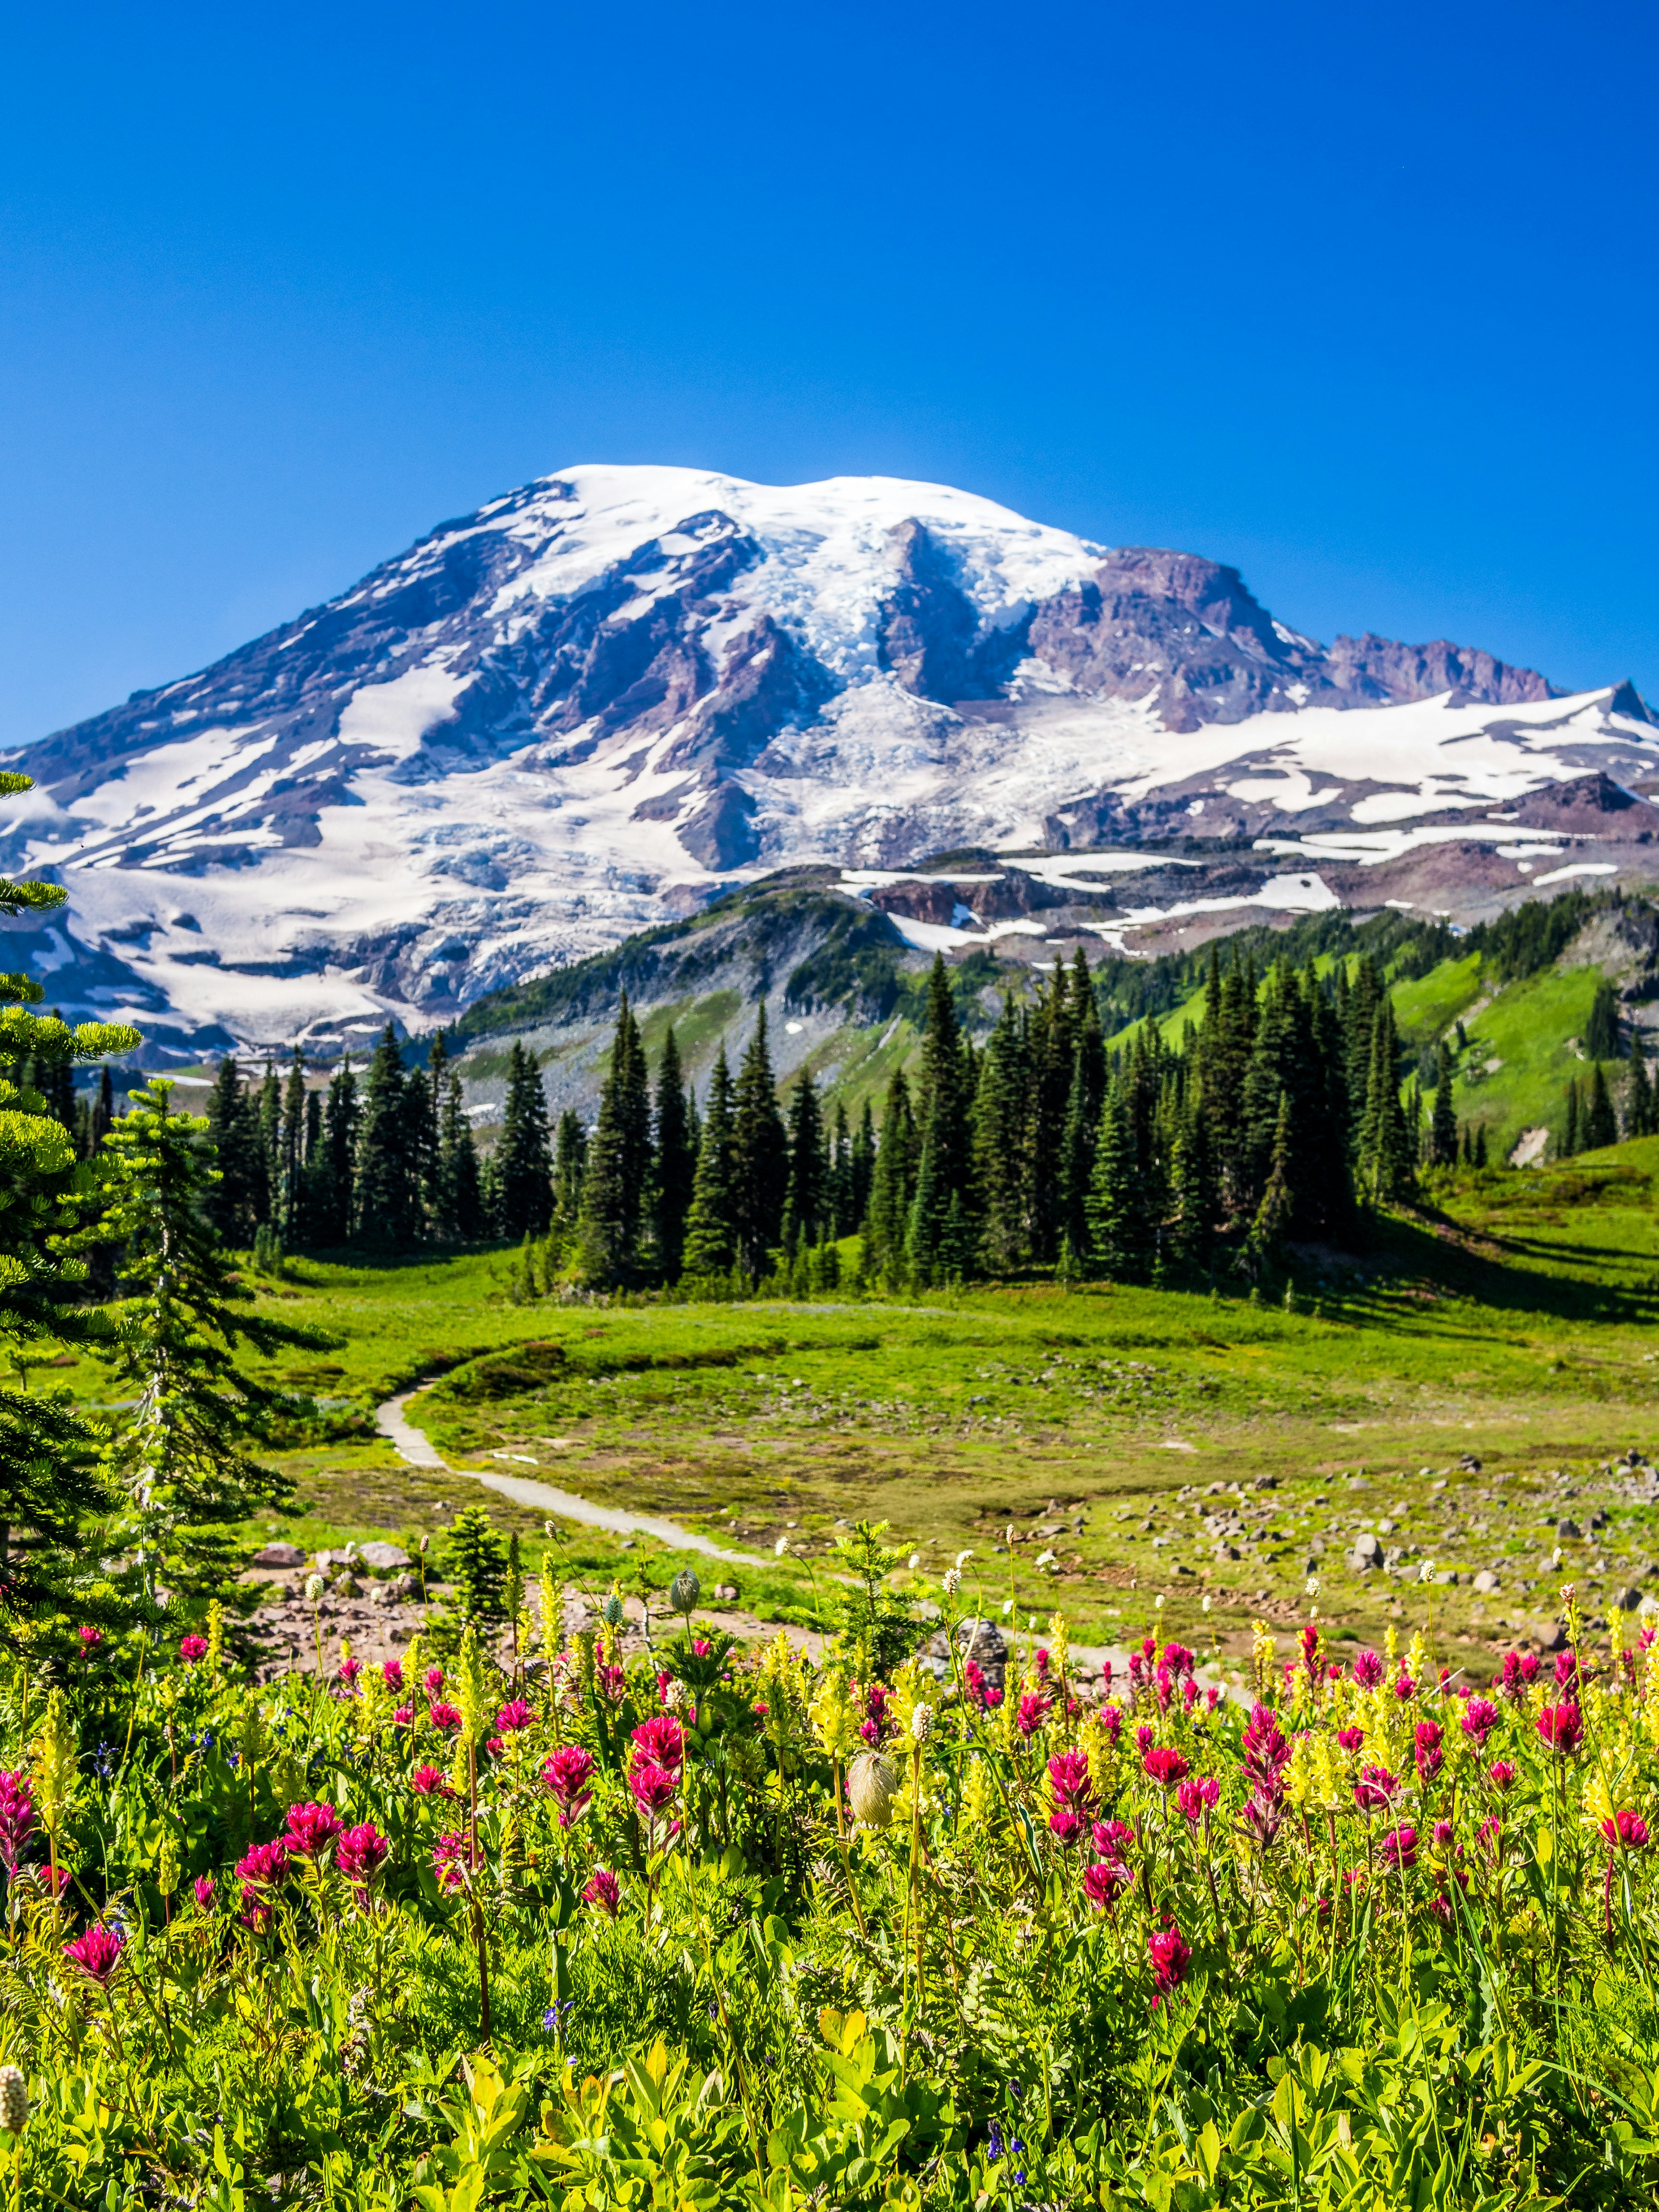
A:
[845,1751,898,1827]
[0,2064,24,2136]
[774,1536,789,1558]
[670,1569,701,1617]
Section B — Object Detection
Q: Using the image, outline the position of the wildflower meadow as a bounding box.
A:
[1,1532,1656,2209]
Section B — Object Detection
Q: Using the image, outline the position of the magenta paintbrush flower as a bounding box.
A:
[284,1801,343,1856]
[0,1769,32,1877]
[1176,1777,1219,1824]
[432,1832,480,1893]
[62,1924,125,1983]
[1015,1692,1051,1738]
[630,1716,684,1772]
[494,1699,534,1733]
[582,1867,621,1916]
[1602,1809,1649,1849]
[1081,1860,1125,1910]
[1046,1750,1093,1812]
[1147,1925,1192,1996]
[543,1745,595,1823]
[1142,1746,1190,1789]
[1353,1764,1401,1815]
[337,1823,389,1886]
[1536,1703,1583,1754]
[1460,1698,1499,1746]
[628,1762,678,1818]
[428,1701,462,1732]
[194,1875,216,1910]
[1380,1824,1418,1872]
[178,1634,208,1665]
[236,1840,289,1888]
[410,1764,454,1797]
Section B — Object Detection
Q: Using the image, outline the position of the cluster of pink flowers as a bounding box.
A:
[1046,1750,1094,1846]
[0,1767,33,1879]
[432,1831,481,1893]
[627,1715,684,1827]
[62,1923,126,1983]
[178,1634,209,1666]
[543,1744,596,1826]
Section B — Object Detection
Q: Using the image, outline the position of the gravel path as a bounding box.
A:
[375,1390,767,1566]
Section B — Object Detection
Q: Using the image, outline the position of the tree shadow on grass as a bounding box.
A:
[1367,1208,1659,1328]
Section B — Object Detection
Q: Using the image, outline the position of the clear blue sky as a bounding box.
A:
[2,0,1654,747]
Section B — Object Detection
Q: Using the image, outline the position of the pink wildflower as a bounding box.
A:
[543,1745,596,1823]
[1143,1745,1190,1789]
[1353,1764,1400,1815]
[1487,1760,1517,1792]
[194,1874,216,1910]
[178,1634,209,1665]
[1414,1721,1443,1787]
[1177,1777,1219,1824]
[1380,1823,1417,1872]
[1460,1698,1499,1746]
[381,1660,404,1690]
[1536,1703,1583,1755]
[236,1839,289,1888]
[1016,1692,1051,1738]
[62,1924,125,1982]
[583,1866,621,1916]
[1046,1750,1093,1811]
[631,1716,685,1772]
[1081,1859,1125,1910]
[283,1801,343,1857]
[76,1626,103,1649]
[1147,1924,1192,1996]
[432,1832,479,1893]
[1351,1649,1383,1690]
[628,1762,679,1817]
[423,1667,445,1695]
[1335,1727,1365,1754]
[428,1701,462,1732]
[1602,1809,1650,1850]
[410,1764,454,1797]
[494,1699,534,1733]
[337,1822,389,1887]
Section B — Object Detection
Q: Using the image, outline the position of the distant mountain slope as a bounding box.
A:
[5,464,1655,1059]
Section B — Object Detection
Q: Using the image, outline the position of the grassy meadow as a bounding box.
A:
[33,1128,1657,1672]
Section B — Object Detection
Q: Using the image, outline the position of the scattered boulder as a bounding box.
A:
[1614,1586,1645,1612]
[358,1541,411,1572]
[1350,1532,1382,1571]
[713,1583,740,1603]
[250,1541,305,1569]
[1471,1570,1501,1595]
[1533,1621,1567,1653]
[1557,1519,1582,1541]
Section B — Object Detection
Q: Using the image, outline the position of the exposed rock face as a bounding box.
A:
[3,464,1653,1054]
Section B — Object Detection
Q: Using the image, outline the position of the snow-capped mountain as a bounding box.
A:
[6,463,1657,1056]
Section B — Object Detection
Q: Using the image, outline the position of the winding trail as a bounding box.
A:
[375,1390,768,1566]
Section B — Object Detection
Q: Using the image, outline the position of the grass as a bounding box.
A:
[80,1139,1653,1670]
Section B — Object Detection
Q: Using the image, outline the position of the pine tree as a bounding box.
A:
[1586,978,1621,1062]
[973,999,1031,1273]
[862,1070,916,1282]
[99,1080,331,1616]
[257,1063,281,1217]
[577,997,653,1285]
[493,1040,553,1241]
[310,1054,359,1246]
[1167,1103,1213,1274]
[402,1065,435,1242]
[551,1109,588,1241]
[730,1007,787,1280]
[1584,1060,1618,1150]
[1056,1047,1094,1263]
[1356,1000,1413,1205]
[434,1070,485,1243]
[1627,1034,1655,1139]
[1473,1123,1489,1169]
[204,1057,267,1244]
[354,1025,421,1247]
[681,1047,738,1280]
[0,800,140,1615]
[1427,1039,1459,1168]
[277,1048,307,1242]
[1246,1093,1296,1270]
[1560,1077,1581,1160]
[849,1100,877,1232]
[442,1504,509,1627]
[1085,1079,1144,1281]
[780,1068,827,1252]
[652,1027,695,1282]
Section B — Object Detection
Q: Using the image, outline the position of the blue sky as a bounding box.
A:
[2,0,1654,746]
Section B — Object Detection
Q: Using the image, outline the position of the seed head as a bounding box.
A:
[0,2064,25,2136]
[845,1751,899,1828]
[670,1568,701,1618]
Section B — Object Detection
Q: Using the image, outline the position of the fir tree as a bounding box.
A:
[849,1100,877,1232]
[354,1025,421,1247]
[1585,978,1621,1062]
[0,798,140,1617]
[204,1057,267,1244]
[1627,1034,1655,1139]
[973,999,1031,1273]
[311,1054,359,1246]
[277,1048,308,1242]
[1056,1047,1094,1263]
[577,996,652,1285]
[434,1070,485,1243]
[442,1504,509,1627]
[1085,1079,1144,1281]
[1560,1077,1581,1160]
[1246,1093,1296,1271]
[825,1100,853,1238]
[1473,1123,1489,1169]
[1356,1000,1413,1205]
[551,1110,588,1241]
[1167,1105,1214,1274]
[402,1065,435,1241]
[99,1081,331,1616]
[1427,1039,1459,1168]
[730,1008,787,1280]
[257,1062,281,1213]
[1584,1060,1618,1150]
[652,1027,695,1282]
[780,1068,827,1252]
[681,1046,738,1280]
[493,1040,553,1241]
[862,1070,916,1283]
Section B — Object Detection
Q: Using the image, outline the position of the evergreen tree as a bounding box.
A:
[257,1062,281,1215]
[1167,1104,1214,1274]
[311,1054,359,1246]
[434,1070,485,1243]
[652,1027,696,1282]
[780,1068,828,1252]
[442,1504,510,1628]
[1584,1060,1618,1150]
[973,999,1031,1273]
[204,1057,267,1244]
[1586,978,1621,1062]
[849,1100,877,1233]
[577,996,652,1285]
[0,793,140,1618]
[1356,1000,1413,1205]
[99,1080,331,1615]
[1085,1078,1145,1281]
[730,1008,787,1280]
[402,1065,435,1241]
[1055,1048,1094,1265]
[493,1040,553,1241]
[1560,1077,1581,1160]
[1246,1093,1296,1271]
[1473,1123,1489,1169]
[862,1070,916,1282]
[1627,1034,1655,1138]
[551,1109,588,1241]
[681,1046,738,1280]
[1427,1039,1459,1168]
[277,1048,308,1242]
[354,1024,421,1247]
